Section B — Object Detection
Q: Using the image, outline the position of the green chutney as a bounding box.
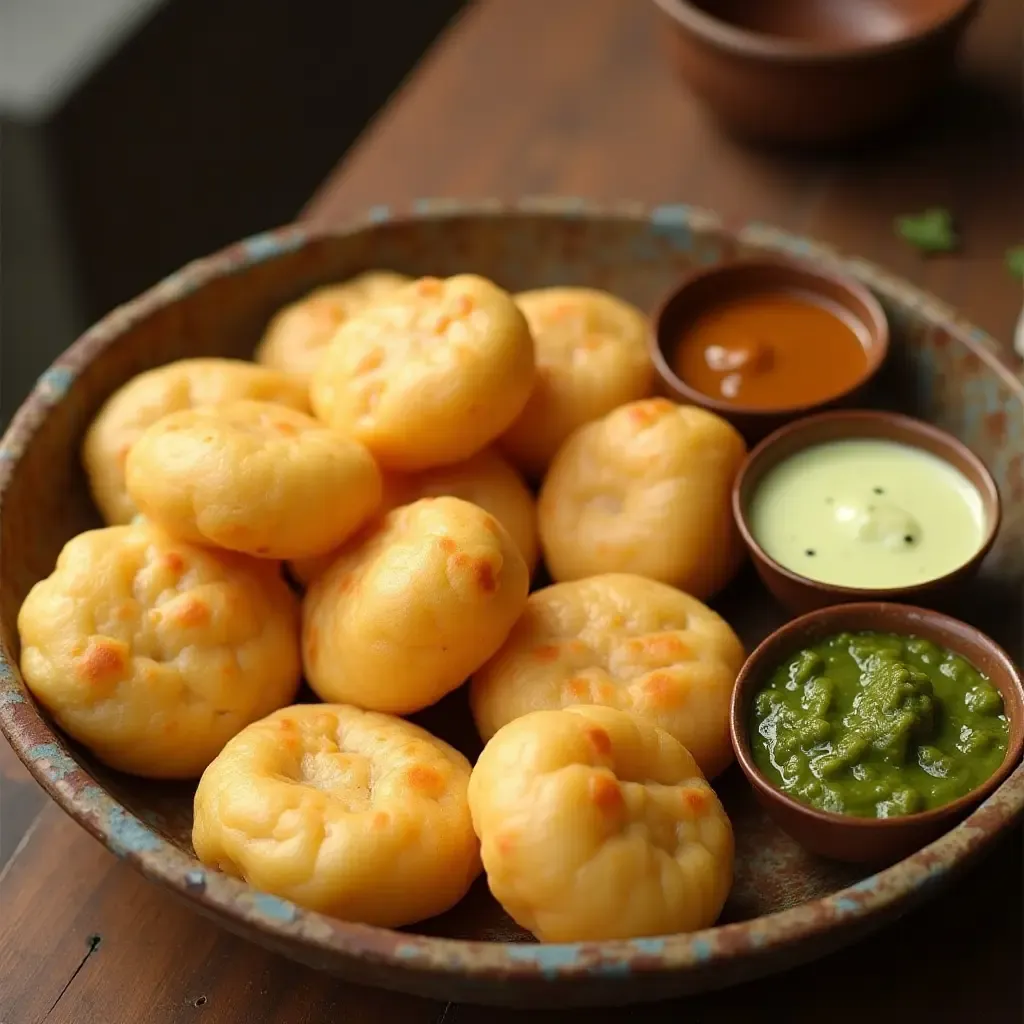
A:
[750,631,1009,818]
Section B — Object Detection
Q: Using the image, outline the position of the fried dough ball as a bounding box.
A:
[470,574,744,779]
[310,275,535,470]
[193,704,481,926]
[289,447,538,587]
[125,400,382,560]
[303,496,529,714]
[499,288,653,479]
[83,358,311,526]
[17,523,301,779]
[254,271,411,380]
[468,705,734,942]
[538,398,747,600]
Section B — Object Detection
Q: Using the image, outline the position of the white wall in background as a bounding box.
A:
[0,0,166,118]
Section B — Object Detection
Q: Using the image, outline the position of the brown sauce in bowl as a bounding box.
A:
[671,289,869,410]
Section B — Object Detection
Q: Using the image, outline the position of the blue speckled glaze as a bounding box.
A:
[36,365,76,401]
[27,742,78,781]
[251,893,298,923]
[850,875,883,893]
[241,228,308,264]
[962,369,1010,426]
[148,267,200,303]
[412,197,477,217]
[628,937,667,957]
[0,657,17,686]
[650,203,696,252]
[79,783,107,809]
[106,807,163,857]
[507,944,587,980]
[0,688,24,705]
[185,870,207,888]
[689,937,713,962]
[367,204,391,223]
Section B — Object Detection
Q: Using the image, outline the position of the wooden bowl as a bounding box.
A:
[732,409,1002,614]
[651,0,982,145]
[1,200,1023,1007]
[648,256,890,442]
[730,602,1024,864]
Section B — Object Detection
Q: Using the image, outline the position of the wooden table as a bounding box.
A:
[2,1,1022,1021]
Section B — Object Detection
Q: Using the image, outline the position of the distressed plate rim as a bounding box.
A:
[1,198,1022,1000]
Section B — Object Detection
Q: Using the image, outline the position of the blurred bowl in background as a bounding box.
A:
[651,0,982,145]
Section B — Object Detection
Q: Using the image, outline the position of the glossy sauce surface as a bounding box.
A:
[672,290,869,409]
[750,631,1009,818]
[748,438,986,588]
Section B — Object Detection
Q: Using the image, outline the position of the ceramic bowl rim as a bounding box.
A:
[647,255,891,421]
[650,0,982,64]
[729,601,1024,835]
[731,408,1003,601]
[1,198,1022,993]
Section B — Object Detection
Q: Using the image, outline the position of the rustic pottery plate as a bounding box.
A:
[1,200,1022,1008]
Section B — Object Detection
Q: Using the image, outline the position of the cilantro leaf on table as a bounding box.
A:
[895,208,958,254]
[1006,245,1024,280]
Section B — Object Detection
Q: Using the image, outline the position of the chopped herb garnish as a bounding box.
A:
[805,549,816,557]
[896,208,958,254]
[1006,245,1024,280]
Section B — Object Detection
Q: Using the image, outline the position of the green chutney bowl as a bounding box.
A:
[730,601,1024,865]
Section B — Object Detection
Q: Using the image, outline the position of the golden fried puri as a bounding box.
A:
[17,522,301,778]
[310,275,535,470]
[289,447,538,587]
[468,705,734,941]
[125,400,382,560]
[83,358,310,525]
[302,496,529,714]
[500,287,653,479]
[470,573,744,779]
[193,704,480,926]
[538,398,747,600]
[254,271,411,380]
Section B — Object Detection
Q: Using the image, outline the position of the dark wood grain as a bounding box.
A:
[2,0,1022,1020]
[0,807,445,1024]
[0,740,46,869]
[305,0,1024,346]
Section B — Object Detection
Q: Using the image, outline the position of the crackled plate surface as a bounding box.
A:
[1,200,1022,1007]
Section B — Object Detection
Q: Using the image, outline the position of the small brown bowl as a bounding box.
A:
[733,409,1001,614]
[651,0,981,145]
[730,602,1024,864]
[649,256,889,442]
